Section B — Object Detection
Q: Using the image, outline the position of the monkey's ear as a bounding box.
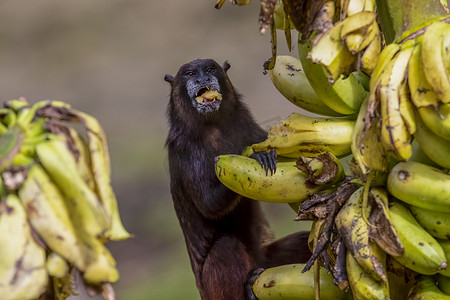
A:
[164,74,175,84]
[222,61,231,73]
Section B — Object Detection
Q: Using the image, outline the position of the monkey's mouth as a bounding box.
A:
[195,87,222,104]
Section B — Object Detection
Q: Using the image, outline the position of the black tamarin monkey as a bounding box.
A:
[164,59,311,300]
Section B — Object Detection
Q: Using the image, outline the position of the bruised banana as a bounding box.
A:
[335,186,387,281]
[252,112,355,158]
[268,55,343,116]
[346,249,390,300]
[252,264,351,300]
[410,206,450,240]
[214,154,344,203]
[378,41,415,160]
[387,161,450,213]
[351,96,387,173]
[389,201,447,275]
[298,40,369,115]
[414,110,450,168]
[0,194,48,300]
[35,138,110,237]
[19,163,89,270]
[408,276,450,299]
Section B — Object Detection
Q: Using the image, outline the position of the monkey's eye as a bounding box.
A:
[185,71,195,78]
[206,67,215,74]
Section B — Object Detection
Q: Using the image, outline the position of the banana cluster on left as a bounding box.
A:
[0,98,130,300]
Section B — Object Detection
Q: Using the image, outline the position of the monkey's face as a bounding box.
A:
[176,59,225,115]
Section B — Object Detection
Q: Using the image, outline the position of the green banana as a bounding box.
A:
[252,112,355,158]
[437,274,450,295]
[268,55,343,116]
[252,264,351,300]
[298,39,369,115]
[414,110,450,168]
[409,138,440,167]
[408,276,450,299]
[215,154,343,203]
[421,21,450,104]
[346,250,390,300]
[387,161,450,213]
[410,206,450,240]
[417,104,450,142]
[35,138,110,237]
[0,128,20,170]
[389,201,447,275]
[335,186,387,281]
[0,194,48,300]
[439,240,450,277]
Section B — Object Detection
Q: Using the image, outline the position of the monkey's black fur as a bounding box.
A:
[165,59,311,300]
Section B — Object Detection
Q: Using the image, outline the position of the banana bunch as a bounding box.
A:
[0,98,130,300]
[355,20,450,172]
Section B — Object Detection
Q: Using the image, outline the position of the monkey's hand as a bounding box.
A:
[245,268,264,300]
[249,149,277,175]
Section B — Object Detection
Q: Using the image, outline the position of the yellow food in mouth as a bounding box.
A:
[195,90,222,103]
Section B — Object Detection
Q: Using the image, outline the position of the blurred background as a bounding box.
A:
[0,0,310,299]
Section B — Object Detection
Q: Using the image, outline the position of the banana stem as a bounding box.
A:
[375,0,449,43]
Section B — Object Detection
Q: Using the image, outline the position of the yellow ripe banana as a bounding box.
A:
[417,103,450,141]
[389,201,447,275]
[35,138,110,237]
[437,274,450,295]
[340,11,376,54]
[360,23,382,74]
[335,186,387,281]
[18,163,89,270]
[408,40,443,109]
[378,44,414,160]
[215,154,343,203]
[408,276,450,299]
[387,161,450,213]
[346,250,390,300]
[69,108,130,240]
[439,240,450,277]
[252,264,351,300]
[46,252,70,278]
[414,110,450,168]
[410,206,450,240]
[298,39,369,115]
[252,112,355,158]
[268,55,343,116]
[421,21,450,104]
[309,21,356,83]
[0,194,48,300]
[351,96,387,173]
[369,43,401,91]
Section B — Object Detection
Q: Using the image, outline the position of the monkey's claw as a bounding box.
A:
[249,150,277,175]
[245,267,264,300]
